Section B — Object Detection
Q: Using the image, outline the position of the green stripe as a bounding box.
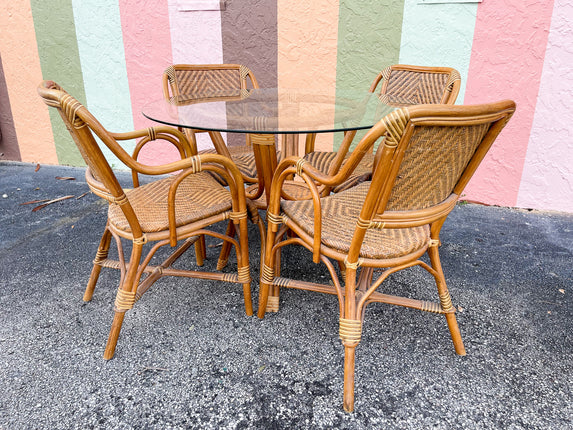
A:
[31,0,85,166]
[335,0,405,151]
[399,0,478,104]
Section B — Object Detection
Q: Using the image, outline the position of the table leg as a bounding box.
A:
[251,133,278,209]
[281,134,299,158]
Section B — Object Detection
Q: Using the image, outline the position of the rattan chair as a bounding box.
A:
[38,80,264,360]
[258,100,515,411]
[163,64,261,183]
[304,64,462,194]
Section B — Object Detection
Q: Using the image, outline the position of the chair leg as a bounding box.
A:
[217,220,235,270]
[84,227,112,302]
[257,222,279,318]
[103,241,143,360]
[194,235,206,267]
[427,245,466,356]
[242,280,253,316]
[103,311,125,360]
[343,343,358,413]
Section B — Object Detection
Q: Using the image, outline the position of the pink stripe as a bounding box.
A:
[517,0,573,213]
[463,0,554,207]
[119,0,176,165]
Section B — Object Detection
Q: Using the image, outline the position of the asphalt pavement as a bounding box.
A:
[0,161,571,429]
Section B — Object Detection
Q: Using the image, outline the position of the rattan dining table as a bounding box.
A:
[142,88,406,206]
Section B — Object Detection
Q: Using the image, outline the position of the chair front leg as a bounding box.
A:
[257,219,281,318]
[103,240,144,360]
[427,244,466,356]
[339,268,362,413]
[236,217,253,316]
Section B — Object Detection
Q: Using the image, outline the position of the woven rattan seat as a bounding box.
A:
[163,64,261,183]
[304,65,461,193]
[38,80,264,360]
[108,172,232,233]
[200,146,258,179]
[258,100,516,412]
[303,152,374,193]
[282,182,430,259]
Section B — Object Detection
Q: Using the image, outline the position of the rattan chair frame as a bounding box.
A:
[305,64,462,195]
[38,80,264,360]
[258,100,516,412]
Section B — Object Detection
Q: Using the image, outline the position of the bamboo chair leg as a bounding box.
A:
[104,311,126,360]
[242,281,253,316]
[343,343,358,412]
[257,222,279,318]
[84,227,112,302]
[427,245,466,356]
[103,242,143,360]
[217,220,235,270]
[194,235,206,267]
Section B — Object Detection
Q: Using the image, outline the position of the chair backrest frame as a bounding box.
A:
[343,100,515,262]
[370,64,461,105]
[162,63,259,100]
[38,81,150,239]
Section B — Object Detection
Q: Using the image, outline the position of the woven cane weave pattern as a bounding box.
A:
[174,69,242,97]
[108,171,231,233]
[385,70,451,104]
[386,123,490,211]
[200,147,260,179]
[302,152,375,192]
[281,182,430,259]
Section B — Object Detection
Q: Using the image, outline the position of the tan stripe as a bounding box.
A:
[277,0,339,154]
[0,2,58,163]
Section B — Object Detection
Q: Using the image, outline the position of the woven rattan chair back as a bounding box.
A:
[371,64,461,105]
[163,64,259,99]
[161,64,262,190]
[353,101,515,238]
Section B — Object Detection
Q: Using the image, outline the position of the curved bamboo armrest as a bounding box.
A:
[109,126,195,187]
[269,155,365,263]
[102,126,217,178]
[167,153,247,247]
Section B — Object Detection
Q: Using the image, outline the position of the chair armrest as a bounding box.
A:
[110,126,195,187]
[166,153,247,247]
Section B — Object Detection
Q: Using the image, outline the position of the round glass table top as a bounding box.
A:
[142,88,412,134]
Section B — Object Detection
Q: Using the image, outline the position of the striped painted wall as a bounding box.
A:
[1,0,571,213]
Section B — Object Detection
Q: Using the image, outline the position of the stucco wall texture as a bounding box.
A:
[1,0,572,213]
